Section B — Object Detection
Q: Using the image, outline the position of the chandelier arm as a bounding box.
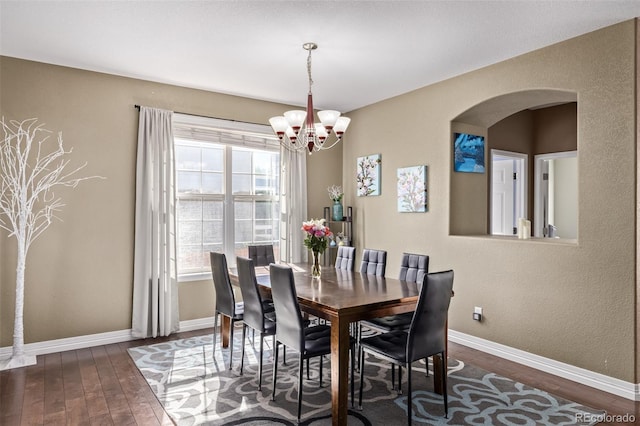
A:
[315,138,343,151]
[281,138,309,153]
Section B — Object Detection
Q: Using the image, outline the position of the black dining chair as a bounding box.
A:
[248,244,276,266]
[359,248,387,276]
[269,263,355,422]
[358,270,454,425]
[335,245,356,271]
[356,248,388,366]
[237,256,277,390]
[361,253,429,333]
[359,253,429,385]
[210,252,244,370]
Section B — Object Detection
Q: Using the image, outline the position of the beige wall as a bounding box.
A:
[0,56,331,340]
[344,20,637,382]
[307,143,343,220]
[1,19,638,384]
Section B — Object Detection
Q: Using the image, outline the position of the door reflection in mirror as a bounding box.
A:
[534,151,577,239]
[491,150,527,236]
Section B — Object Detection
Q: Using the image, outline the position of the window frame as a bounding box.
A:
[173,114,280,281]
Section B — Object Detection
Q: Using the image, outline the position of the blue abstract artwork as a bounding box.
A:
[454,133,485,173]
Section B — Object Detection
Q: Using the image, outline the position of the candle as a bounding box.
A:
[523,220,531,239]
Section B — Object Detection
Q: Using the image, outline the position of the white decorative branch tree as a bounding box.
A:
[0,118,102,369]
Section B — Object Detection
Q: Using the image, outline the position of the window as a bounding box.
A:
[173,114,280,279]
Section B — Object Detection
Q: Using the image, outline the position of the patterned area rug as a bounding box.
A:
[128,333,605,425]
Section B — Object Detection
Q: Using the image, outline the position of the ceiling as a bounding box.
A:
[1,1,640,113]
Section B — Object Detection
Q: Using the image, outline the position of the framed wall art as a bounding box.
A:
[454,132,485,173]
[356,153,381,196]
[397,165,427,212]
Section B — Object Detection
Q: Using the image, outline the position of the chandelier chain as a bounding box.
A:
[307,48,314,94]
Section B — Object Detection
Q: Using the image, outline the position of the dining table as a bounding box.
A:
[227,263,448,426]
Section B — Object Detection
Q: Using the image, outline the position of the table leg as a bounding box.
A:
[221,316,231,348]
[330,315,350,426]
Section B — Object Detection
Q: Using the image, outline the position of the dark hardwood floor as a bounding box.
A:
[1,328,637,425]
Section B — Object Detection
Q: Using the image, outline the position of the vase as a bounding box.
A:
[332,201,343,221]
[311,250,321,278]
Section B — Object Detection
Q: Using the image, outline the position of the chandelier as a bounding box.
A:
[269,42,351,154]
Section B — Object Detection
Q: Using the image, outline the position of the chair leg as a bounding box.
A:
[425,356,430,377]
[398,365,403,394]
[407,362,413,426]
[240,324,247,375]
[213,312,218,352]
[319,356,323,387]
[357,322,362,370]
[272,342,279,401]
[391,364,395,389]
[298,354,304,422]
[258,333,264,391]
[228,318,234,370]
[350,341,355,407]
[358,347,365,409]
[352,322,360,373]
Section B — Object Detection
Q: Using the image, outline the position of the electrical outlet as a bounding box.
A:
[473,306,483,321]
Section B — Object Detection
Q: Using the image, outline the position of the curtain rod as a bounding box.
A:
[134,104,266,127]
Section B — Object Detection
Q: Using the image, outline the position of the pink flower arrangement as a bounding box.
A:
[302,218,333,254]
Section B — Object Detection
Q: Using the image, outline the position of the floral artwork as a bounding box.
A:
[454,132,485,173]
[357,154,381,196]
[397,165,427,212]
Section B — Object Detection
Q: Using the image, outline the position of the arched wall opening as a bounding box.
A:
[450,89,578,239]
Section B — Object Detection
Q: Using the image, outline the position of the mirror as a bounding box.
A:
[534,151,577,239]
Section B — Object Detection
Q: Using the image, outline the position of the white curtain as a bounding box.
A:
[280,147,308,263]
[132,106,179,338]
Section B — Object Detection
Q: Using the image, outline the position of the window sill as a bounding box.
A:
[449,234,578,246]
[179,272,211,283]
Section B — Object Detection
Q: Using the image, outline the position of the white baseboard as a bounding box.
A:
[449,329,640,401]
[0,329,136,358]
[178,316,216,332]
[2,321,637,401]
[0,317,217,359]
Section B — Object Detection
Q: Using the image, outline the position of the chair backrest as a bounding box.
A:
[398,253,429,284]
[269,263,305,352]
[360,248,387,276]
[248,245,276,266]
[407,270,454,362]
[210,252,236,317]
[236,256,266,331]
[335,246,356,271]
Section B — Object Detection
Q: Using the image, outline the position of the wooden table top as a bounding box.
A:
[250,264,421,321]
